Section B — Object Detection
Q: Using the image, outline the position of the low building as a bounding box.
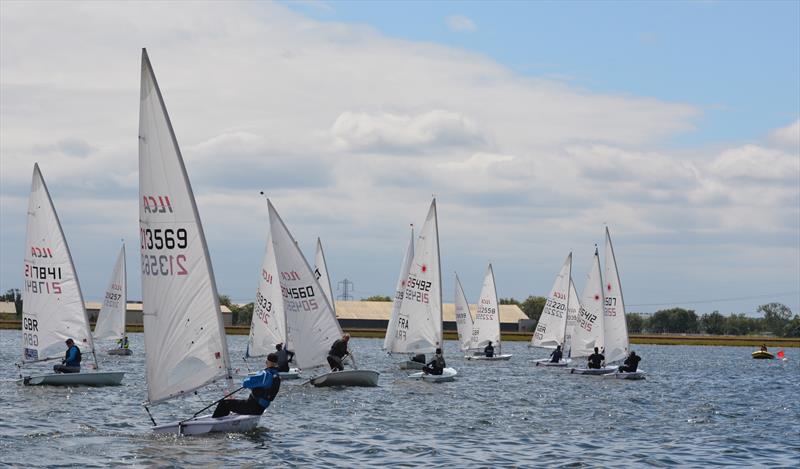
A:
[85,302,233,326]
[333,300,529,332]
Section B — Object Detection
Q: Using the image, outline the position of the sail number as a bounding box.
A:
[604,297,617,316]
[404,276,431,304]
[140,228,187,250]
[544,298,566,318]
[475,305,496,321]
[282,285,319,312]
[577,306,597,332]
[23,317,39,349]
[141,254,187,276]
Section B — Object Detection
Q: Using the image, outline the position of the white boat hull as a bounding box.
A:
[408,367,458,382]
[107,348,133,356]
[21,371,125,386]
[398,360,425,370]
[310,369,380,387]
[152,413,260,435]
[569,366,617,376]
[534,358,568,367]
[604,370,647,380]
[279,368,301,380]
[465,354,512,361]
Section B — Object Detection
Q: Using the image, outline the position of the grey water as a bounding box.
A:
[0,330,797,468]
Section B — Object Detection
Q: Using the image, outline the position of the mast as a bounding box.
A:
[490,263,500,355]
[433,199,443,348]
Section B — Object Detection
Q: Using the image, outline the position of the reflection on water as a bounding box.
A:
[1,330,798,467]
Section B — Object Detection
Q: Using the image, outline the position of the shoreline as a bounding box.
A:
[2,320,798,347]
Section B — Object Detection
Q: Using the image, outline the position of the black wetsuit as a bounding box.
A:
[550,349,563,363]
[411,353,426,364]
[618,354,641,372]
[327,339,348,371]
[423,354,446,375]
[484,344,495,358]
[212,368,281,418]
[587,352,605,369]
[277,348,295,373]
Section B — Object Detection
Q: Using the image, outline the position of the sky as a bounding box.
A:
[1,1,798,316]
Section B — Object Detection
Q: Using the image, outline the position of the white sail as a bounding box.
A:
[569,248,605,358]
[453,273,474,352]
[470,264,500,350]
[384,226,414,351]
[563,278,580,358]
[247,231,287,358]
[22,164,95,364]
[139,49,231,405]
[268,200,343,370]
[388,199,442,354]
[314,238,336,314]
[603,227,629,363]
[94,243,127,341]
[531,253,571,349]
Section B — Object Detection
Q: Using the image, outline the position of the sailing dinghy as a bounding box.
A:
[244,230,299,379]
[599,227,645,379]
[453,273,474,356]
[268,201,379,387]
[18,164,125,387]
[532,253,572,367]
[384,227,425,370]
[391,200,457,382]
[139,49,257,434]
[465,264,511,361]
[94,243,131,356]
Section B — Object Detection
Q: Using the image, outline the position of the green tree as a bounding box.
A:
[2,289,23,316]
[362,295,391,302]
[235,302,254,326]
[521,296,546,321]
[758,303,793,336]
[626,313,645,333]
[500,298,520,306]
[784,315,800,338]
[701,311,726,335]
[649,308,699,333]
[724,313,758,335]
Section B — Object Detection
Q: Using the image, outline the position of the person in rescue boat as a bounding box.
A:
[212,353,281,418]
[53,338,81,373]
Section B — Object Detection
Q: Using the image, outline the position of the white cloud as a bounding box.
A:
[768,119,800,149]
[0,2,796,314]
[446,14,477,32]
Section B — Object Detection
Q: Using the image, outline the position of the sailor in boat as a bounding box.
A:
[327,333,351,372]
[117,336,129,350]
[53,339,81,373]
[617,350,641,373]
[549,345,563,363]
[759,344,768,352]
[484,341,495,358]
[275,343,295,373]
[587,347,605,369]
[212,353,281,419]
[422,348,446,376]
[411,353,426,365]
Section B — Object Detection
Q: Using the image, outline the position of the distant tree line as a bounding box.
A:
[626,303,799,337]
[1,289,22,316]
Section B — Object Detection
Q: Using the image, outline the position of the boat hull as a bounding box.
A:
[603,370,647,380]
[751,351,774,359]
[534,358,568,367]
[570,366,617,376]
[152,413,260,435]
[280,368,301,379]
[465,354,512,361]
[310,369,380,387]
[107,348,133,356]
[21,371,125,386]
[408,367,458,382]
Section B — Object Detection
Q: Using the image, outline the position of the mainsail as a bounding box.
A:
[531,253,572,349]
[22,164,96,365]
[603,227,629,363]
[384,226,414,351]
[470,264,500,350]
[246,231,287,358]
[94,243,127,342]
[569,247,605,358]
[562,278,580,358]
[453,273,474,352]
[314,238,336,314]
[387,199,442,354]
[139,48,231,405]
[268,200,343,370]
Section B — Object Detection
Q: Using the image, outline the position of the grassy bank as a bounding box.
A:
[2,320,797,347]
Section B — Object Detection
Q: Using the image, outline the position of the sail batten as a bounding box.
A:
[139,49,231,405]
